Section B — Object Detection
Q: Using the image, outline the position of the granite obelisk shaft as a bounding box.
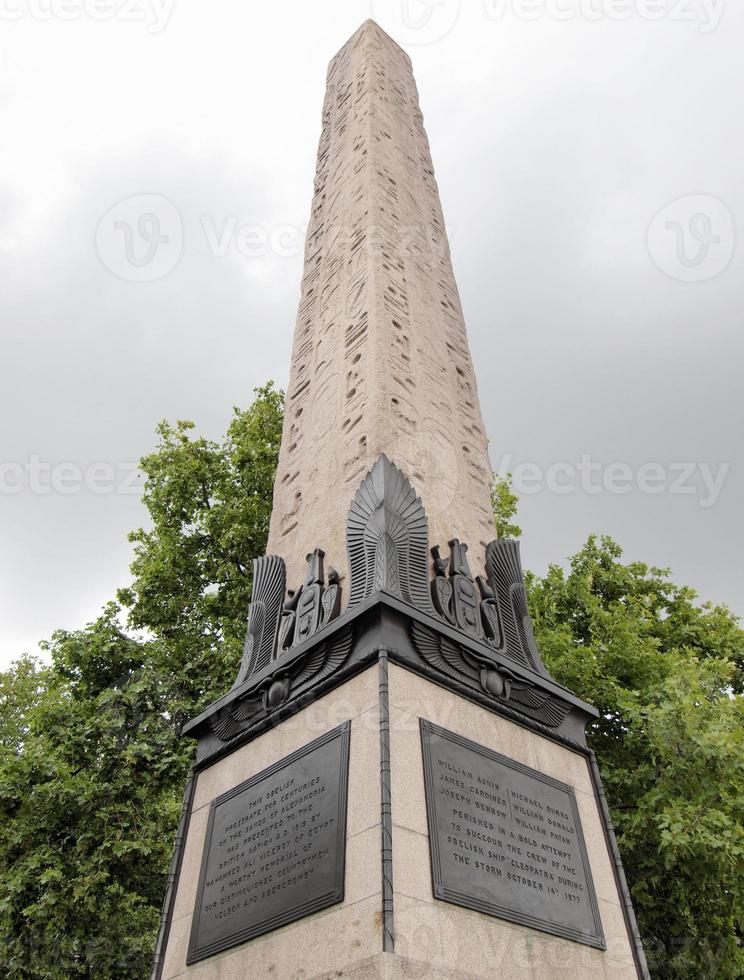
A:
[267,20,495,590]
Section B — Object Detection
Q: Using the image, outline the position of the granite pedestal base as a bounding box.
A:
[154,649,647,979]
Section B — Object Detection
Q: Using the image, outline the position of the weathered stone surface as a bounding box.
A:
[161,668,382,980]
[160,663,641,979]
[307,951,501,979]
[386,664,639,979]
[266,20,495,592]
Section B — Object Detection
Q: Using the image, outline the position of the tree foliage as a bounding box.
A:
[0,609,182,977]
[1,382,742,978]
[0,385,282,978]
[491,472,521,539]
[528,536,744,978]
[119,382,284,723]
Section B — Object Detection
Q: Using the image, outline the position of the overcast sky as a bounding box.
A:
[1,0,742,668]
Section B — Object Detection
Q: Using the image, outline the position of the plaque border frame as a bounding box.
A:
[186,720,351,965]
[420,718,606,950]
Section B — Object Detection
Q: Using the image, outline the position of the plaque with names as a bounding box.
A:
[187,722,351,964]
[420,719,605,949]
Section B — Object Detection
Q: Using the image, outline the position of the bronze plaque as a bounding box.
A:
[187,722,351,964]
[420,720,605,949]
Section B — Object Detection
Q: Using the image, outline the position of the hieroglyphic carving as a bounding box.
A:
[476,575,503,647]
[448,539,482,641]
[410,621,570,730]
[431,545,455,626]
[486,539,550,676]
[347,454,432,610]
[278,590,300,652]
[321,568,342,625]
[294,549,325,647]
[286,549,343,651]
[266,21,496,592]
[230,546,345,697]
[232,556,285,688]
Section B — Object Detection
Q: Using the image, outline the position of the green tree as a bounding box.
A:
[528,535,744,979]
[0,385,283,979]
[491,473,521,538]
[0,607,179,977]
[119,381,284,723]
[0,655,47,752]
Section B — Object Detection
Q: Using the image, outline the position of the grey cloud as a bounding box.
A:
[1,2,742,665]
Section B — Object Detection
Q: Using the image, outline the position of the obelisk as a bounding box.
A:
[267,20,495,592]
[153,21,649,980]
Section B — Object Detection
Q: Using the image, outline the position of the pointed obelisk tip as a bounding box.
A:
[359,17,384,34]
[334,18,410,61]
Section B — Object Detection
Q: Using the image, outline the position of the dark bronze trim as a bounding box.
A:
[588,750,651,979]
[190,649,375,771]
[183,593,597,737]
[150,768,195,980]
[183,592,598,768]
[378,649,394,952]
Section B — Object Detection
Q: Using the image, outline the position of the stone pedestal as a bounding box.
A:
[154,648,646,979]
[156,666,383,979]
[152,455,648,978]
[384,665,641,979]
